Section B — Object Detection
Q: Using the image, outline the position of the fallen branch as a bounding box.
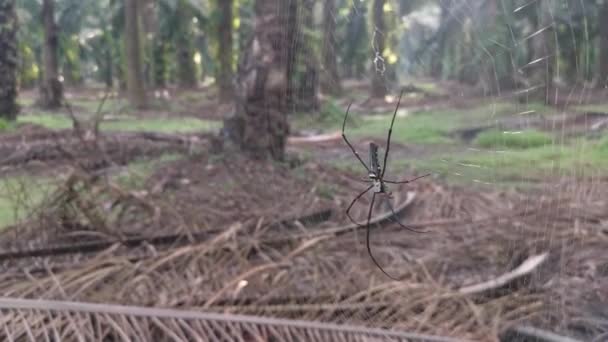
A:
[0,209,333,261]
[458,252,549,295]
[505,325,583,342]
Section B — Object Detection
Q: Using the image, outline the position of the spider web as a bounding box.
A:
[299,0,607,340]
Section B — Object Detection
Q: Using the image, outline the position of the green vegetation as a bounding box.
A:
[18,113,220,133]
[0,153,183,229]
[411,138,608,183]
[18,113,74,129]
[113,154,183,189]
[0,118,14,132]
[0,176,55,228]
[350,113,452,144]
[474,130,553,149]
[293,99,359,131]
[572,103,608,113]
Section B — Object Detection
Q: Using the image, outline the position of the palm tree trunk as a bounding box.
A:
[124,0,147,108]
[598,0,608,88]
[296,0,319,112]
[320,0,341,95]
[40,0,63,108]
[217,0,234,102]
[0,0,18,120]
[222,0,291,161]
[175,0,197,88]
[371,0,387,98]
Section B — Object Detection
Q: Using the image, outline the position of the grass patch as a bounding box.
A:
[113,154,183,189]
[102,117,220,133]
[295,100,556,146]
[0,153,184,228]
[18,113,220,133]
[18,113,73,129]
[415,137,608,183]
[474,130,553,149]
[350,114,452,144]
[572,103,608,113]
[292,99,358,131]
[71,98,128,115]
[0,176,55,228]
[0,118,15,132]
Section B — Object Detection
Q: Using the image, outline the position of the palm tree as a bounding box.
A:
[217,0,234,102]
[124,0,147,108]
[321,0,341,95]
[0,0,19,120]
[599,0,608,87]
[223,0,293,160]
[40,0,63,108]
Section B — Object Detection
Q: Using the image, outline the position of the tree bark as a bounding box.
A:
[525,0,554,104]
[295,0,319,112]
[371,0,387,98]
[222,0,291,161]
[0,0,18,120]
[175,0,197,88]
[217,0,234,102]
[430,0,450,79]
[124,0,147,108]
[40,0,63,108]
[321,0,341,95]
[598,0,608,88]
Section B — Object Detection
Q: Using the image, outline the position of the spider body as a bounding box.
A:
[341,90,430,280]
[368,142,386,194]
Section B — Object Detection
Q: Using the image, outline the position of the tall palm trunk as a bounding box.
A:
[296,0,319,112]
[222,0,291,161]
[124,0,147,108]
[320,0,341,95]
[371,0,387,98]
[40,0,62,108]
[0,0,18,120]
[599,0,608,88]
[175,0,197,88]
[217,0,234,102]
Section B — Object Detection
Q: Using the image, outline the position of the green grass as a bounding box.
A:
[295,101,556,146]
[0,118,15,132]
[350,114,453,144]
[474,130,553,149]
[572,103,608,113]
[17,113,220,133]
[0,176,55,228]
[413,137,608,183]
[113,153,183,188]
[71,98,129,115]
[102,117,220,133]
[18,113,73,129]
[293,99,359,131]
[0,153,183,229]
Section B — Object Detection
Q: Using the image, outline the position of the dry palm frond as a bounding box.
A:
[0,297,468,342]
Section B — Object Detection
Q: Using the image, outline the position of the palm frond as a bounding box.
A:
[0,297,467,342]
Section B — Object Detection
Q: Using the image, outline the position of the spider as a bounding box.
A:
[341,90,430,280]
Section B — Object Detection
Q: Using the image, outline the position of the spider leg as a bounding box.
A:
[366,192,400,280]
[384,173,431,184]
[342,103,371,173]
[380,90,404,179]
[346,184,374,227]
[383,193,429,233]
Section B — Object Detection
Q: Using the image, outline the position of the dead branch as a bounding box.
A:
[458,253,549,295]
[505,325,584,342]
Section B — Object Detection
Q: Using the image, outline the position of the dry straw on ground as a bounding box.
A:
[0,122,606,341]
